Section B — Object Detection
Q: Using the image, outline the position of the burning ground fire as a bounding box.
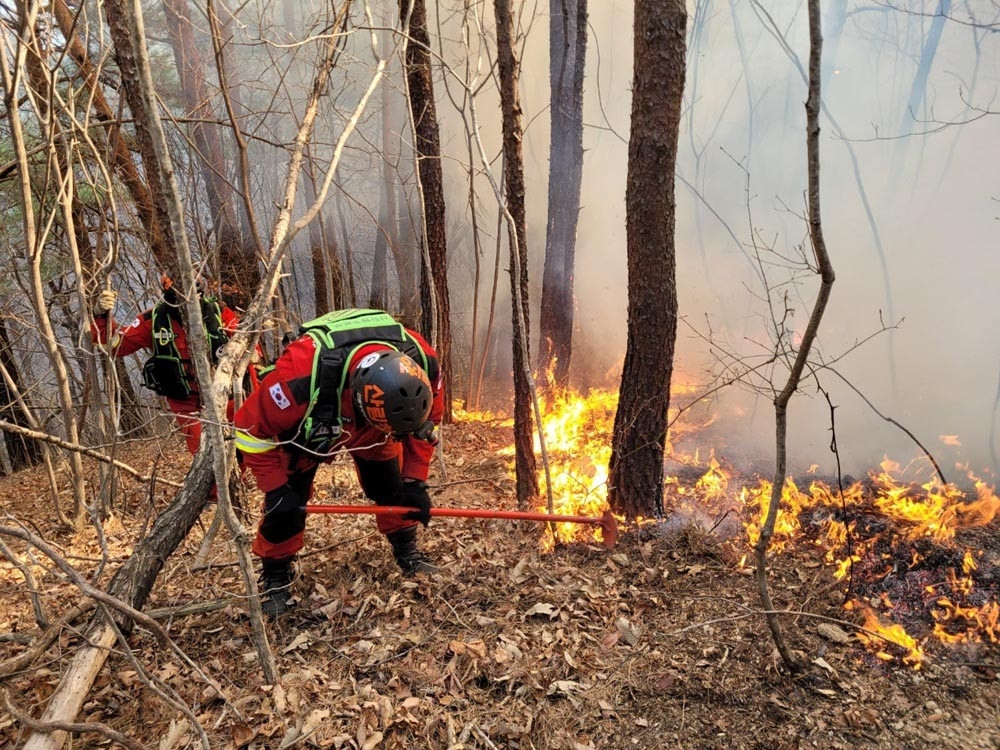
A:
[458,383,1000,669]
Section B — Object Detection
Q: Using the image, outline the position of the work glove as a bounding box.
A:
[95,289,117,315]
[400,480,432,527]
[413,420,438,446]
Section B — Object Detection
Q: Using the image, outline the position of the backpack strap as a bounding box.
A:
[142,303,192,399]
[150,303,182,361]
[201,297,229,363]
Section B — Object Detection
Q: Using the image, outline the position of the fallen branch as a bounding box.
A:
[97,604,211,749]
[0,525,172,646]
[146,598,233,620]
[0,536,49,629]
[0,420,182,488]
[3,689,146,750]
[0,602,95,678]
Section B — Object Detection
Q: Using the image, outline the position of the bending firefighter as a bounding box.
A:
[233,309,443,618]
[92,275,239,454]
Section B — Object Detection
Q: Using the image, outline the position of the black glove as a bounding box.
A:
[400,480,432,527]
[413,420,438,445]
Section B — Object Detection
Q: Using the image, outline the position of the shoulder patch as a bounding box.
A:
[269,383,292,410]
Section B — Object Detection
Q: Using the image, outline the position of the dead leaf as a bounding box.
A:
[615,617,641,646]
[157,719,190,750]
[546,679,585,707]
[231,723,256,748]
[273,683,287,713]
[449,639,485,657]
[361,730,384,749]
[302,708,330,737]
[812,656,838,677]
[281,632,311,654]
[525,602,558,618]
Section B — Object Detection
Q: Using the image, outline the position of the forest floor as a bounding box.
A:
[1,413,999,750]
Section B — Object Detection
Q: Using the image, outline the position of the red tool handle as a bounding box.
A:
[305,505,619,548]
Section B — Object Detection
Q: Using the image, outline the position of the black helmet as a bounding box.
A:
[351,349,432,434]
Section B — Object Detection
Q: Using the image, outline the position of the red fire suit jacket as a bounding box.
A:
[233,330,443,493]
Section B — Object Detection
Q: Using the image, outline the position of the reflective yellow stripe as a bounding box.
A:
[234,429,278,454]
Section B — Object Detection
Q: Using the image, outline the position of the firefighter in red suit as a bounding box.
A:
[91,277,239,454]
[233,308,442,617]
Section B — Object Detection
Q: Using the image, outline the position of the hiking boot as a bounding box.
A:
[258,557,295,618]
[387,526,438,575]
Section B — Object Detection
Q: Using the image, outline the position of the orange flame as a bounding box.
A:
[461,382,1000,665]
[852,603,925,668]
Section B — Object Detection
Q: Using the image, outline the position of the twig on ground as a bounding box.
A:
[0,420,183,487]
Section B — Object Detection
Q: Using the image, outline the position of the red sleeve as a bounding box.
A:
[233,336,316,492]
[91,312,154,358]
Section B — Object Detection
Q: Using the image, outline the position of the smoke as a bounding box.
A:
[472,1,1000,478]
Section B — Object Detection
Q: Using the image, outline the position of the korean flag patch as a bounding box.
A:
[269,383,292,410]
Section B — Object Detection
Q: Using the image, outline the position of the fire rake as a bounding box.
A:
[305,505,619,548]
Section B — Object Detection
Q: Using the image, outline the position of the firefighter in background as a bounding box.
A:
[233,309,443,618]
[92,275,241,454]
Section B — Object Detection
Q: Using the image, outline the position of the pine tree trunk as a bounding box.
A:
[608,0,686,519]
[400,0,452,421]
[494,0,539,506]
[539,0,587,387]
[103,0,179,273]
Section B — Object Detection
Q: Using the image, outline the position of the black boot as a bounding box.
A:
[258,557,295,618]
[387,526,437,575]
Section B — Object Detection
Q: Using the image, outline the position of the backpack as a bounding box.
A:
[141,298,229,400]
[292,309,437,453]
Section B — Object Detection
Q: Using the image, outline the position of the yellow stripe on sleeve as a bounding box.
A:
[234,429,278,454]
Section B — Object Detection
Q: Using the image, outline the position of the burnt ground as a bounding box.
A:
[1,416,999,750]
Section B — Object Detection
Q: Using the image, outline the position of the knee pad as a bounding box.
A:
[354,457,404,505]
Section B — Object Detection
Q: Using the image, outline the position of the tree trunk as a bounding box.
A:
[303,155,331,315]
[50,0,167,262]
[400,0,452,422]
[0,317,41,471]
[163,0,237,240]
[494,0,539,507]
[755,0,835,673]
[102,0,180,274]
[163,0,261,307]
[539,0,587,387]
[395,180,420,323]
[607,0,686,519]
[370,118,390,310]
[892,0,950,169]
[5,0,88,523]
